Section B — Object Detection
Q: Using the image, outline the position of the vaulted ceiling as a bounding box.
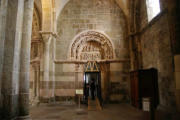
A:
[54,0,129,20]
[34,0,129,31]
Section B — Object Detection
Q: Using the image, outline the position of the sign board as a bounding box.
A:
[76,89,83,95]
[142,98,150,111]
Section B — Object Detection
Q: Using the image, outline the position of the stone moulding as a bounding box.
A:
[68,30,115,60]
[54,59,130,64]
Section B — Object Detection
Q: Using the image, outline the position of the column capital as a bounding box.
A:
[40,32,52,44]
[40,31,58,44]
[31,62,40,71]
[40,31,58,37]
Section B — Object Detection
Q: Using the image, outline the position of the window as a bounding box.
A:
[146,0,160,21]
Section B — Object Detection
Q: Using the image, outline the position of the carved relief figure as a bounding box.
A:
[70,31,114,60]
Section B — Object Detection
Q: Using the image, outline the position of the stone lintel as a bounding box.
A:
[54,59,130,64]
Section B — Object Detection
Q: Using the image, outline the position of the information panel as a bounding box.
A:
[76,89,83,95]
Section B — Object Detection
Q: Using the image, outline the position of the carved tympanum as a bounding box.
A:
[70,31,114,60]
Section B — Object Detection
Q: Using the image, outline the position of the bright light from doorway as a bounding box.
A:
[146,0,160,21]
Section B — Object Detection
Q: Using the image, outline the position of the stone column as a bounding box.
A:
[51,36,56,100]
[33,65,36,98]
[0,0,8,110]
[1,0,25,119]
[31,62,40,105]
[34,62,40,99]
[18,0,34,119]
[36,63,40,99]
[41,33,52,99]
[31,63,39,99]
[34,64,37,97]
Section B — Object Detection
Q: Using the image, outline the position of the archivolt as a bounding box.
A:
[70,31,115,60]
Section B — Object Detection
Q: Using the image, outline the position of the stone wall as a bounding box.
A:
[109,62,130,102]
[53,63,84,101]
[141,13,176,108]
[56,0,128,60]
[53,61,130,102]
[54,0,130,102]
[128,0,177,109]
[137,0,177,109]
[139,0,148,30]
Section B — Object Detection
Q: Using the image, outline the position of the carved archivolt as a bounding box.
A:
[70,31,114,60]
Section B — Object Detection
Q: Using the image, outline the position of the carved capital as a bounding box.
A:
[40,31,53,45]
[31,62,40,70]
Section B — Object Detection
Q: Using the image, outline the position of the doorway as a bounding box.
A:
[84,72,102,104]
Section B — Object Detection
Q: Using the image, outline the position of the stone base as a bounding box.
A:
[1,94,19,119]
[30,97,40,106]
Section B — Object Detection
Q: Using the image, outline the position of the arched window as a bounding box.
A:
[146,0,160,21]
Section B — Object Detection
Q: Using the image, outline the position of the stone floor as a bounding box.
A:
[30,103,144,120]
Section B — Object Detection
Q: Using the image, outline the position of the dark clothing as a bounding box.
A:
[90,82,95,100]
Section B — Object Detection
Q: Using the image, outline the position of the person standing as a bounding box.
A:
[90,79,95,100]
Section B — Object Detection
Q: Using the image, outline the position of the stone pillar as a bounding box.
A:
[32,65,36,98]
[51,36,56,100]
[1,0,25,119]
[41,33,52,99]
[36,63,40,99]
[31,63,40,99]
[18,0,34,119]
[0,0,8,110]
[31,62,40,105]
[34,64,37,97]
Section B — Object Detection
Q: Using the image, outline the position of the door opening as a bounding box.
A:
[83,72,102,104]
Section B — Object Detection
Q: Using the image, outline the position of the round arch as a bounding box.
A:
[69,30,115,60]
[56,0,128,22]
